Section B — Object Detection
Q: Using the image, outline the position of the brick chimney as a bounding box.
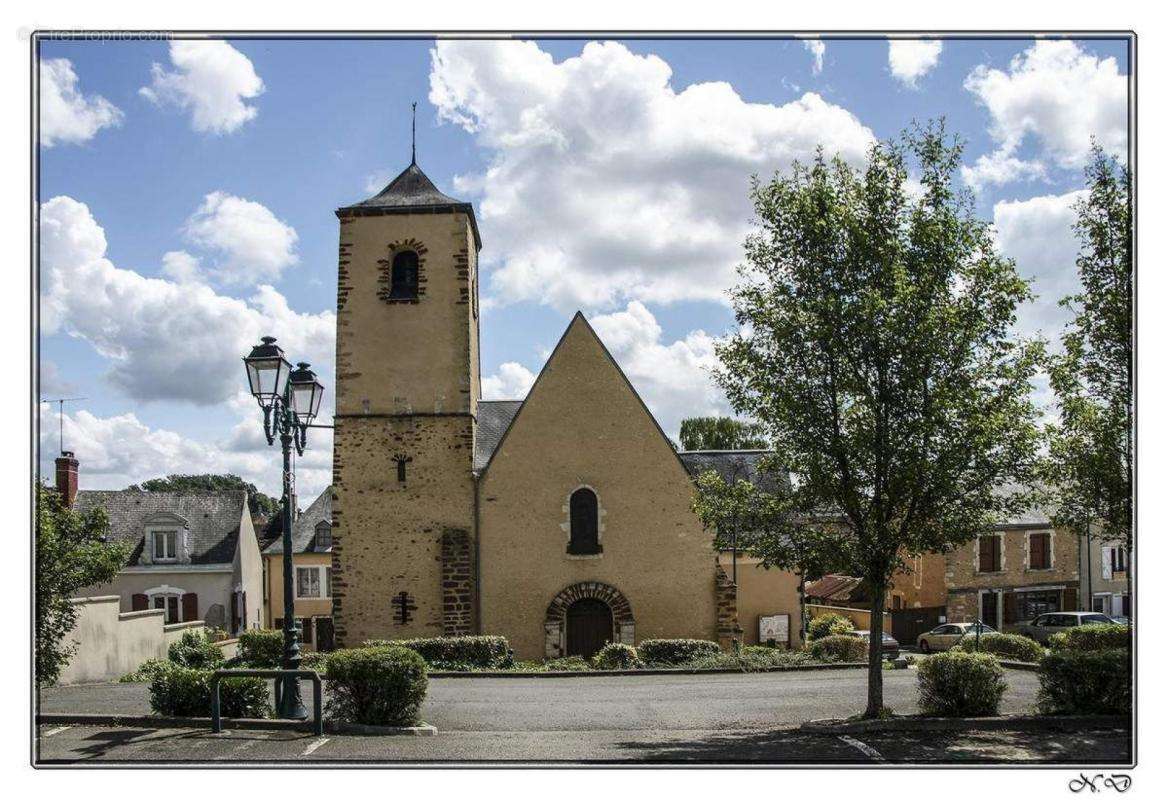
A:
[55,451,79,508]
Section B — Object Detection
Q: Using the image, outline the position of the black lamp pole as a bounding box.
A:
[244,338,324,722]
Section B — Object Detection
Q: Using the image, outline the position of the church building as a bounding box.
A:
[330,158,801,661]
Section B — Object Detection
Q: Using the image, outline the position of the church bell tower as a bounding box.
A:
[331,150,482,647]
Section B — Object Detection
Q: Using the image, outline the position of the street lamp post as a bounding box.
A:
[243,336,324,721]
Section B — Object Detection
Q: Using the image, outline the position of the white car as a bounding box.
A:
[916,622,996,653]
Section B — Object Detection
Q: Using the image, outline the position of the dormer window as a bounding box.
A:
[152,529,178,562]
[390,250,419,299]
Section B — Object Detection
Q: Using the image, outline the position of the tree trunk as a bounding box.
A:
[797,574,806,648]
[865,586,885,718]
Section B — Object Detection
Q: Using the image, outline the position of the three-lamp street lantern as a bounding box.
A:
[243,337,324,721]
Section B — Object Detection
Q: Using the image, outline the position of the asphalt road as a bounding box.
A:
[39,668,1043,731]
[35,670,1132,764]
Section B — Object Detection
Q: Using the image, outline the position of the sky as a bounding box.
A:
[36,35,1131,499]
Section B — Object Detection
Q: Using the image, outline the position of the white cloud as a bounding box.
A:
[40,58,123,147]
[888,40,943,88]
[428,40,875,311]
[160,250,204,283]
[39,195,333,406]
[39,405,332,498]
[482,362,537,400]
[139,40,264,134]
[964,40,1127,171]
[802,40,825,74]
[590,302,729,438]
[992,189,1087,338]
[961,150,1047,194]
[182,191,299,285]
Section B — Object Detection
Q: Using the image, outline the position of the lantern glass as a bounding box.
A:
[289,362,324,425]
[243,337,290,407]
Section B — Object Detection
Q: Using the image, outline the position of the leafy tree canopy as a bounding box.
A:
[129,473,280,520]
[714,122,1042,715]
[36,483,128,686]
[1045,144,1132,549]
[679,416,769,451]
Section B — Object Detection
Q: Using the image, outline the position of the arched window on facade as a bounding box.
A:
[390,250,419,299]
[568,487,601,555]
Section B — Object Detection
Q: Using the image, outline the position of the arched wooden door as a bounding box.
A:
[565,598,613,659]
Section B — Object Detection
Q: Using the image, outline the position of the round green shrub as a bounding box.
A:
[119,657,170,683]
[167,629,225,669]
[1048,623,1131,653]
[638,639,721,665]
[807,634,867,662]
[1038,649,1131,715]
[237,628,285,667]
[300,650,329,672]
[148,663,269,718]
[956,632,1044,663]
[807,613,856,641]
[917,651,1007,717]
[363,635,509,670]
[323,646,428,727]
[592,643,643,670]
[543,655,593,671]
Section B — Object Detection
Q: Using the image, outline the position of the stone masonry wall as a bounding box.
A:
[441,528,474,636]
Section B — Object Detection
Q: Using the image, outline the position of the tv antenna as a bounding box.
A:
[41,397,86,454]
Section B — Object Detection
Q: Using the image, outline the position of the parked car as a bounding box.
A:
[1014,611,1113,644]
[849,630,900,659]
[916,622,996,653]
[1109,616,1131,626]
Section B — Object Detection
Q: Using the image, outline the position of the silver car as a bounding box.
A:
[1014,611,1113,644]
[917,622,995,653]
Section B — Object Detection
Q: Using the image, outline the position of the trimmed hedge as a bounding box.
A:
[917,651,1007,717]
[119,657,170,683]
[956,632,1044,663]
[807,613,856,641]
[148,663,269,718]
[167,629,225,669]
[638,639,721,665]
[1037,649,1131,715]
[237,629,284,667]
[1048,623,1131,653]
[300,650,328,672]
[592,643,644,670]
[323,646,429,727]
[364,635,510,670]
[807,634,867,662]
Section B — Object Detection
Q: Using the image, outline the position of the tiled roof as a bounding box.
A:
[474,400,523,472]
[74,489,246,566]
[678,450,791,494]
[264,487,332,555]
[805,574,866,603]
[336,161,481,248]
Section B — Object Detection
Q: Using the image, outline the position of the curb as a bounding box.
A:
[800,713,1132,735]
[429,662,869,678]
[36,712,437,736]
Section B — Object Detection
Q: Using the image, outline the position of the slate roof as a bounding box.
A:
[335,161,482,249]
[264,487,333,555]
[74,489,246,566]
[474,400,524,473]
[679,450,791,494]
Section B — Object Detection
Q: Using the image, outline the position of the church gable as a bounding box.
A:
[481,312,688,483]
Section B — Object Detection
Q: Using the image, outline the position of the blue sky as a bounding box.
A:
[37,36,1131,496]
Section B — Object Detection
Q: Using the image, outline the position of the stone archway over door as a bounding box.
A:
[544,581,634,660]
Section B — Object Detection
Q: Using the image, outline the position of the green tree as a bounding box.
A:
[678,416,769,451]
[129,473,280,520]
[714,123,1042,717]
[35,483,128,686]
[691,466,840,641]
[1045,145,1132,560]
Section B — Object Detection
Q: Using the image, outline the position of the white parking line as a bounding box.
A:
[41,726,71,738]
[302,737,330,757]
[838,734,885,762]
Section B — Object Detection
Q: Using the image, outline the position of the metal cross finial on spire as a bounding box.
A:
[411,101,417,165]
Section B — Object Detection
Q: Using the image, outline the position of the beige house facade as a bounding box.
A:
[330,160,799,660]
[1080,535,1131,619]
[263,488,336,651]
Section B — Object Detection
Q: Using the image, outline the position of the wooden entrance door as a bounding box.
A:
[565,599,613,659]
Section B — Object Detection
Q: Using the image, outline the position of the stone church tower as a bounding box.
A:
[330,158,481,647]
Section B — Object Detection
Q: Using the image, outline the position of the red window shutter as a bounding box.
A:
[978,536,991,572]
[1029,535,1040,567]
[230,591,239,631]
[167,596,179,624]
[181,592,198,622]
[992,536,1001,571]
[1042,535,1051,568]
[301,617,313,645]
[131,593,148,611]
